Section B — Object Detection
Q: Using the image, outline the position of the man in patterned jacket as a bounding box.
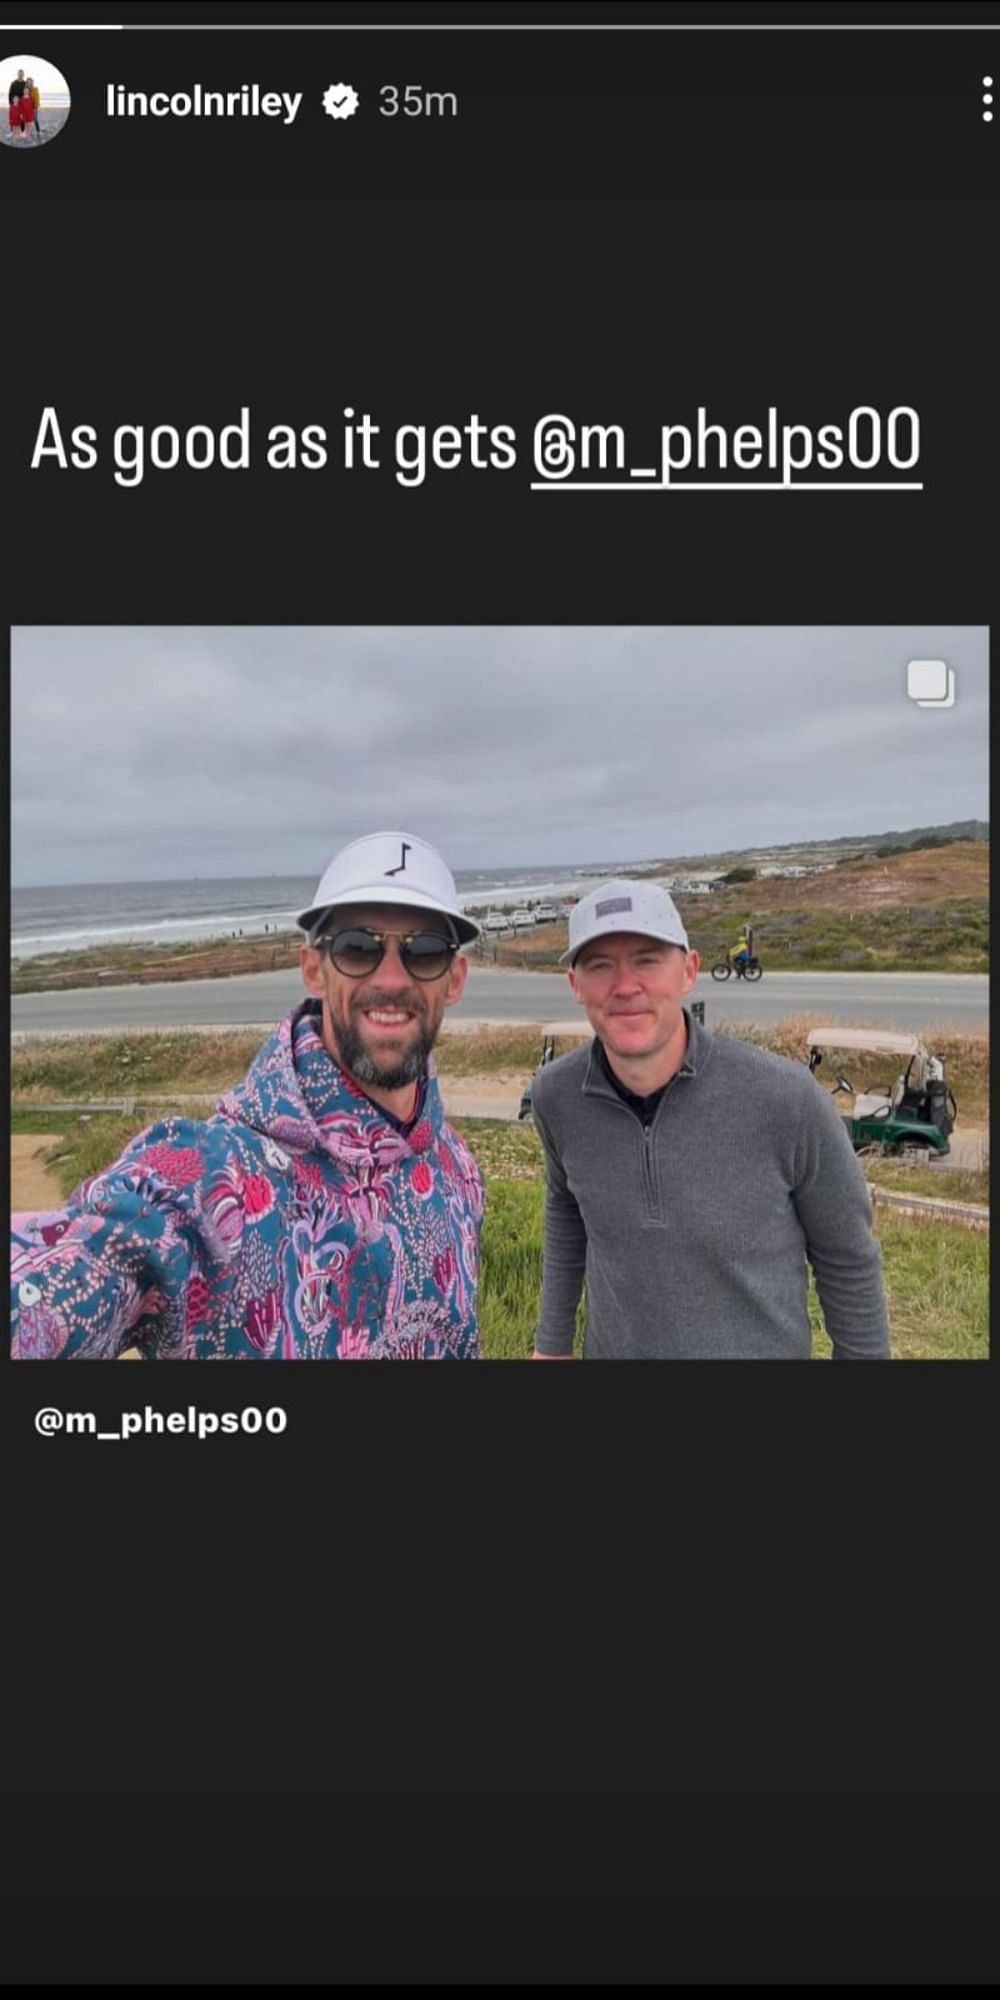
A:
[11,831,485,1359]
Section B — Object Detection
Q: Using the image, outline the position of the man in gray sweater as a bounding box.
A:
[531,880,891,1360]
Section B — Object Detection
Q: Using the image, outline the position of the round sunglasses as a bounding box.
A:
[317,925,459,982]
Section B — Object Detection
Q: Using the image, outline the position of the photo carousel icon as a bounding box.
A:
[906,659,956,710]
[323,82,360,121]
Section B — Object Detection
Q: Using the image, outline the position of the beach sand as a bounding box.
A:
[1,106,70,147]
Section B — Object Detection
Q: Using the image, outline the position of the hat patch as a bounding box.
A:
[595,895,633,917]
[383,839,412,879]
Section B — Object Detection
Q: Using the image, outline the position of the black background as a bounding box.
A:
[2,12,997,1986]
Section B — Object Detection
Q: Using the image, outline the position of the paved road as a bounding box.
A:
[10,967,989,1036]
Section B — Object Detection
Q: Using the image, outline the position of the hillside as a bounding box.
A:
[645,820,988,870]
[490,841,988,974]
[717,840,988,914]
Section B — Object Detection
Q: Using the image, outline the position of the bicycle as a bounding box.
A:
[710,954,763,982]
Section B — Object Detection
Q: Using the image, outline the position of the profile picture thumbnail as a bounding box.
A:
[1,54,70,149]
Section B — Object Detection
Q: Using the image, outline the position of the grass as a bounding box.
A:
[706,901,989,974]
[7,1024,590,1103]
[18,1110,987,1361]
[478,871,989,975]
[471,1167,989,1365]
[461,1124,989,1362]
[11,932,301,994]
[476,1178,584,1360]
[15,1112,151,1194]
[843,1213,989,1361]
[863,1158,989,1207]
[10,1109,81,1139]
[434,1027,588,1077]
[9,1019,989,1121]
[10,1029,268,1099]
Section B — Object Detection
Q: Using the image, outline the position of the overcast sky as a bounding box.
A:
[0,54,70,98]
[10,626,989,885]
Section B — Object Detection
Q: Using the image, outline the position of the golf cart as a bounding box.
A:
[806,1028,957,1158]
[518,1032,557,1122]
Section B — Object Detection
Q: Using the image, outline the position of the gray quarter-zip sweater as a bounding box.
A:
[530,1011,890,1359]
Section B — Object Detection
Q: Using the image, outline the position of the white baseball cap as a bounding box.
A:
[561,879,689,965]
[298,830,480,945]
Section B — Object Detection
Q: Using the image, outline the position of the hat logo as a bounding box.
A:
[384,839,412,878]
[595,895,632,917]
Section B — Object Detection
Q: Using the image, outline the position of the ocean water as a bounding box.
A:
[10,862,654,960]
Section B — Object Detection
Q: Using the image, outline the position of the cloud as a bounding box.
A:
[11,625,989,882]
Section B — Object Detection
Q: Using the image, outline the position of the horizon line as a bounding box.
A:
[12,826,989,894]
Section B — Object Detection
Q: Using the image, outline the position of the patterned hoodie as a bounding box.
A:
[11,1002,484,1360]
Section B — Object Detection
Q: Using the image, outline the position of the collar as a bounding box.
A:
[583,1006,708,1102]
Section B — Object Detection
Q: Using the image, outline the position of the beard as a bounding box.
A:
[328,991,438,1092]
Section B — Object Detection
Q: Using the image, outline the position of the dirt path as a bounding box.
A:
[439,1076,525,1120]
[11,1134,66,1213]
[944,1124,988,1171]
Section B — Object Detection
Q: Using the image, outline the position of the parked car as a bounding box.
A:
[482,911,510,932]
[533,904,559,923]
[512,909,536,929]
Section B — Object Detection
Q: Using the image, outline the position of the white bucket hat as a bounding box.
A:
[298,830,479,945]
[561,879,689,965]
